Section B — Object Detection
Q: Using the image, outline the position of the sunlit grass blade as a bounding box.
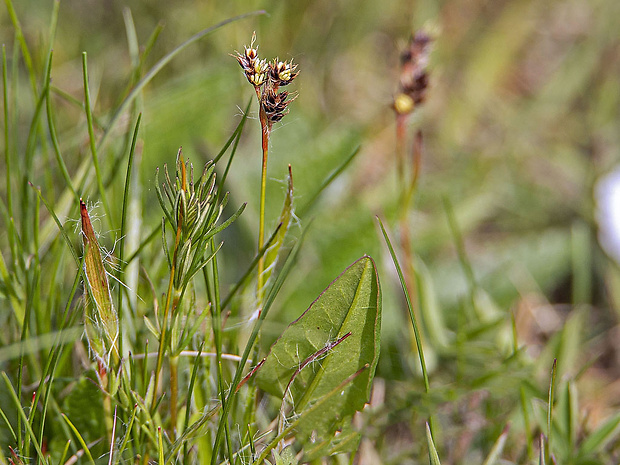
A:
[1,372,46,462]
[0,404,17,442]
[482,424,510,465]
[577,412,620,458]
[45,51,78,200]
[57,440,71,465]
[377,217,430,392]
[546,358,557,464]
[221,223,282,311]
[298,145,361,217]
[210,221,311,464]
[98,10,266,152]
[117,114,142,356]
[61,413,96,465]
[426,422,441,465]
[82,52,112,226]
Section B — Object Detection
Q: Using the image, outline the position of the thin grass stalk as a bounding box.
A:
[117,114,142,358]
[2,46,13,243]
[82,52,113,225]
[443,197,481,320]
[208,238,235,463]
[45,52,78,200]
[547,359,558,464]
[378,217,434,434]
[151,216,183,414]
[297,146,361,217]
[257,96,270,304]
[1,373,46,462]
[98,11,265,153]
[210,224,309,465]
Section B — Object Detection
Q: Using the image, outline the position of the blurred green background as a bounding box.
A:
[2,0,620,461]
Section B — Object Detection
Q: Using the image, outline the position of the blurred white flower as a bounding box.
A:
[596,167,620,263]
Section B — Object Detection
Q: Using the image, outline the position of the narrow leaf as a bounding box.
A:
[426,422,442,465]
[260,165,294,296]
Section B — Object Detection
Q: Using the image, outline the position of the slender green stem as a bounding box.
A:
[257,103,270,304]
[151,217,183,414]
[546,358,557,464]
[82,52,113,226]
[210,225,309,465]
[45,51,78,201]
[170,354,179,433]
[378,217,434,435]
[118,114,142,359]
[2,46,12,223]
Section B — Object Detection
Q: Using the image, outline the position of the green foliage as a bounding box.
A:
[257,256,381,456]
[1,0,620,464]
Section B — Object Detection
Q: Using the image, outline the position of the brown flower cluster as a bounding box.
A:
[234,32,299,126]
[393,31,432,115]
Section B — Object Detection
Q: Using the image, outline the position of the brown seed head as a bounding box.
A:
[394,30,433,114]
[262,87,295,124]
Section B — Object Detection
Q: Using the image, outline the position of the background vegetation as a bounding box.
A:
[1,0,620,463]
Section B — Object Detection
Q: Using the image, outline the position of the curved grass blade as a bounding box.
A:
[221,223,282,311]
[82,52,112,225]
[377,217,430,392]
[1,372,46,462]
[62,413,96,465]
[426,422,441,465]
[482,424,510,465]
[546,358,557,464]
[98,10,266,152]
[210,221,311,465]
[259,165,294,300]
[255,364,369,464]
[298,145,361,218]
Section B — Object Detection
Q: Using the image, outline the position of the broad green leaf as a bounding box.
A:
[260,165,294,298]
[257,255,381,444]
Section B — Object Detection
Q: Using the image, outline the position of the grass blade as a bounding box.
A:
[482,424,510,465]
[426,422,442,465]
[1,372,46,462]
[377,217,430,393]
[82,52,112,226]
[61,413,96,465]
[546,358,557,464]
[98,10,265,152]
